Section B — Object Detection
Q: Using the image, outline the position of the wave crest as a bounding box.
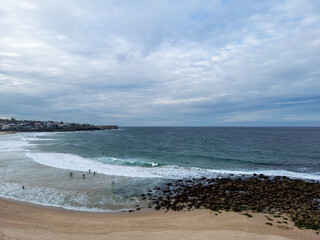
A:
[26,152,320,180]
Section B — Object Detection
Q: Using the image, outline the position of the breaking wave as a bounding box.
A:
[26,152,320,180]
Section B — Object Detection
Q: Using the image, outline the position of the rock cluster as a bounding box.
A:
[146,175,320,230]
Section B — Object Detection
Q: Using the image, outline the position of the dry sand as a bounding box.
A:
[0,198,319,240]
[0,131,15,135]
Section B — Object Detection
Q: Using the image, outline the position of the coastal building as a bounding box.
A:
[2,124,15,130]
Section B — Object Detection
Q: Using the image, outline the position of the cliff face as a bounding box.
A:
[39,125,118,132]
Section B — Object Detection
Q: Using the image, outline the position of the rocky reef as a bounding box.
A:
[144,174,320,230]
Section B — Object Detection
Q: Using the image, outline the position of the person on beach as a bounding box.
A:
[83,174,85,179]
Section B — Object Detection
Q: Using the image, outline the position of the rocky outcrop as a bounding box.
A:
[145,175,320,230]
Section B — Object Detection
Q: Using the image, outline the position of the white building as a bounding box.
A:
[2,124,13,130]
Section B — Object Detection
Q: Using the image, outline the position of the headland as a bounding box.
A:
[0,117,118,132]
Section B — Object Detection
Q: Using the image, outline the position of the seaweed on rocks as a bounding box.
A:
[145,175,320,230]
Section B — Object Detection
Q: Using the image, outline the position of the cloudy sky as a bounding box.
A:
[0,0,319,126]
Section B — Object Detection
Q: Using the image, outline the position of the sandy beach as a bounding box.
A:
[0,131,16,135]
[0,198,318,240]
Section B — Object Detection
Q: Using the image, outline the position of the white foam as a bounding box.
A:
[26,152,320,181]
[0,183,129,212]
[0,131,61,152]
[0,134,33,152]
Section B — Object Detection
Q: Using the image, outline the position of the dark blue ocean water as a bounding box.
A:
[35,127,320,178]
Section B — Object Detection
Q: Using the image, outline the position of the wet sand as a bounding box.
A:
[0,198,319,240]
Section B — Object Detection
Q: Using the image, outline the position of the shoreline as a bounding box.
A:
[0,195,153,214]
[0,198,319,240]
[0,130,319,239]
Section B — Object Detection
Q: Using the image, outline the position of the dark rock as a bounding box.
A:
[147,174,320,231]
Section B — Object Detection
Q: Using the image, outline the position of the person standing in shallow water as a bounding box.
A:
[83,174,85,179]
[70,172,73,177]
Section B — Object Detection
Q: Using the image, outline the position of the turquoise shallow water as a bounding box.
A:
[0,127,319,211]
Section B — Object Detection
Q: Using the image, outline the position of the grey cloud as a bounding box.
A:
[0,0,319,125]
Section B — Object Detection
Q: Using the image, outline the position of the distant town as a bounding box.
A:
[0,118,118,132]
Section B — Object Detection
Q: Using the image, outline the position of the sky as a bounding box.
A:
[0,0,319,126]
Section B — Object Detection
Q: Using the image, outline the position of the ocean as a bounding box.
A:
[0,127,319,211]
